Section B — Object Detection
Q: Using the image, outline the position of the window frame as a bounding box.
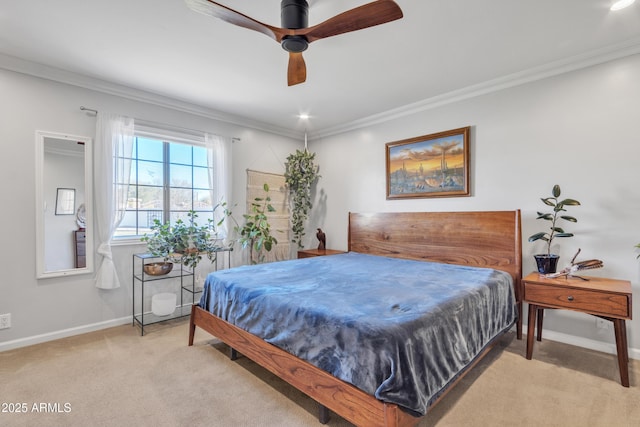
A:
[112,124,218,244]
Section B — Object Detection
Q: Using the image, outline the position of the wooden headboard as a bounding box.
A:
[348,210,522,286]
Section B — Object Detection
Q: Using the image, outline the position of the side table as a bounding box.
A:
[522,272,632,386]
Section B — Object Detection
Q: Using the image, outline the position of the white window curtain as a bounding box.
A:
[206,133,232,241]
[94,113,134,290]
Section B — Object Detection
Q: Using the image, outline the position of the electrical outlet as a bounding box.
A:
[0,313,11,329]
[595,318,609,330]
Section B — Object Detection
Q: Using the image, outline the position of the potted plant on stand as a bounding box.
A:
[141,205,231,273]
[528,184,580,274]
[140,207,230,318]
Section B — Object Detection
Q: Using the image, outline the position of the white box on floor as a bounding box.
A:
[151,293,176,316]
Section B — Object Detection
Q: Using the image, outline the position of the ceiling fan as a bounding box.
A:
[184,0,403,86]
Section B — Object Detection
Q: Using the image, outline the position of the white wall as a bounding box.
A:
[0,68,301,349]
[2,54,639,357]
[308,54,640,356]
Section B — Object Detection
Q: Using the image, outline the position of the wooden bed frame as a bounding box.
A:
[189,210,522,427]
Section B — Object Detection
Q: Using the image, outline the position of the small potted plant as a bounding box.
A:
[528,184,580,274]
[140,216,177,275]
[142,204,231,273]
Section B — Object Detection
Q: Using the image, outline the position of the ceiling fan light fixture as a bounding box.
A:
[280,0,309,53]
[611,0,635,11]
[282,35,309,52]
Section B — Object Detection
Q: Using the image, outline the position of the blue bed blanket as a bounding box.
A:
[199,252,516,416]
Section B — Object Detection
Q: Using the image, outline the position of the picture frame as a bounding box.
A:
[55,188,76,215]
[386,126,470,199]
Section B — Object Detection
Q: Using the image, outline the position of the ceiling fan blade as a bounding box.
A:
[287,52,307,86]
[184,0,287,42]
[300,0,403,43]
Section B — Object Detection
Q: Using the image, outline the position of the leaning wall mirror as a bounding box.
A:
[35,130,93,278]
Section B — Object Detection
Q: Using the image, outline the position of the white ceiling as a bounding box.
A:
[2,1,640,138]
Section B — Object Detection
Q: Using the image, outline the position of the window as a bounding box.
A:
[114,128,219,239]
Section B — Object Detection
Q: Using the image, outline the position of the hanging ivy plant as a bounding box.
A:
[285,148,320,248]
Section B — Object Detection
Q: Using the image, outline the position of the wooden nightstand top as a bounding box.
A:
[297,249,346,259]
[522,272,632,296]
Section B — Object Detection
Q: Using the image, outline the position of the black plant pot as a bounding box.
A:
[534,254,560,274]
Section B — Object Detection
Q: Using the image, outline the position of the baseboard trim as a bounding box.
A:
[0,316,131,352]
[522,323,640,361]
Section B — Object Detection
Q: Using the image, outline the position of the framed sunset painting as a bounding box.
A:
[386,126,470,199]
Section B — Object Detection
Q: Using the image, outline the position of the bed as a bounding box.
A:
[189,210,522,426]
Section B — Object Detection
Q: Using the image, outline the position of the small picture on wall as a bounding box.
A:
[55,188,76,215]
[386,126,470,199]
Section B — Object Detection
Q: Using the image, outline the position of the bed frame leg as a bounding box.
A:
[229,347,239,360]
[318,404,330,424]
[188,305,197,346]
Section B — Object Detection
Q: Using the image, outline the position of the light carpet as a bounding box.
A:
[0,318,637,426]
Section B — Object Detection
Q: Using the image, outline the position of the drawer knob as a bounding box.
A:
[567,296,574,301]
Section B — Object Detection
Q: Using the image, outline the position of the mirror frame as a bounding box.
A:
[35,130,94,278]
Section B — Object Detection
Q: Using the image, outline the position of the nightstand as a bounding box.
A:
[523,272,632,386]
[297,249,346,259]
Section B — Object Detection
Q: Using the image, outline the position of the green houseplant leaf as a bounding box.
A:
[141,203,232,270]
[236,183,278,264]
[285,149,320,248]
[528,184,580,256]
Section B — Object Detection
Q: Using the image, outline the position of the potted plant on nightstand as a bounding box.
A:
[528,184,580,274]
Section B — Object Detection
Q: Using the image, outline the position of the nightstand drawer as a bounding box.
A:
[525,283,630,318]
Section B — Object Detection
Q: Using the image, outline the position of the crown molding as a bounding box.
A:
[313,36,640,140]
[0,53,303,140]
[4,35,640,143]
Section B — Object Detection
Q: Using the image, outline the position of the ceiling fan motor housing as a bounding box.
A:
[281,0,309,52]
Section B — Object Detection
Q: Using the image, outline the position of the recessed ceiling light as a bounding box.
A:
[611,0,635,11]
